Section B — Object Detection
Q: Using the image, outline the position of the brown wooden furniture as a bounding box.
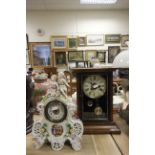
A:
[44,67,57,78]
[72,67,122,134]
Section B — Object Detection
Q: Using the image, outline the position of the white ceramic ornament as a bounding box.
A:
[32,74,84,151]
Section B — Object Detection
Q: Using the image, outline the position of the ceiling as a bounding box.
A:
[26,0,129,11]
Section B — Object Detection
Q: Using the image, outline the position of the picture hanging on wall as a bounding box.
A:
[121,35,129,47]
[67,37,77,49]
[87,34,104,46]
[26,50,30,65]
[30,42,51,68]
[97,50,106,62]
[105,34,121,44]
[54,51,67,67]
[78,36,86,46]
[51,36,67,49]
[108,46,120,63]
[85,50,97,61]
[68,51,84,62]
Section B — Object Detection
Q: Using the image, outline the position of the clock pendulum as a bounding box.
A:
[94,99,103,116]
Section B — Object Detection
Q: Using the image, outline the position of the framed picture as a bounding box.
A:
[26,50,30,65]
[68,51,84,62]
[54,51,67,67]
[108,46,120,63]
[30,42,51,68]
[87,34,104,46]
[97,51,106,62]
[51,36,67,49]
[121,35,129,47]
[78,36,86,46]
[105,34,121,44]
[26,34,29,50]
[67,37,77,49]
[85,50,97,61]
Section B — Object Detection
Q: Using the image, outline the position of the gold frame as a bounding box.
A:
[54,50,67,67]
[51,36,67,49]
[67,36,78,49]
[105,34,121,44]
[85,50,97,61]
[29,42,52,69]
[78,36,86,46]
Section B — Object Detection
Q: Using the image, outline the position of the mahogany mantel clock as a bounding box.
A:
[72,68,121,134]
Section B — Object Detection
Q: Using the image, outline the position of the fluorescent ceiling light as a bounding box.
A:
[80,0,117,4]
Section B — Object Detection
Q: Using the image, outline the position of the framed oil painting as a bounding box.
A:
[87,34,104,46]
[97,51,106,62]
[54,51,67,67]
[30,42,51,68]
[105,34,121,44]
[121,35,129,47]
[51,36,67,49]
[78,36,86,46]
[67,37,77,49]
[108,46,120,63]
[85,50,97,61]
[68,51,84,62]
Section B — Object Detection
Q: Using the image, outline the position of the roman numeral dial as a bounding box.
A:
[83,75,106,99]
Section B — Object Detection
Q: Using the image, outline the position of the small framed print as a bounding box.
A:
[87,34,104,46]
[67,37,77,49]
[105,34,121,44]
[85,50,97,61]
[54,51,67,67]
[51,36,67,49]
[78,36,86,46]
[97,51,106,62]
[121,35,129,47]
[30,42,52,68]
[108,46,120,63]
[68,51,84,62]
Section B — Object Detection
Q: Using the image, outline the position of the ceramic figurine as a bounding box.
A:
[57,72,70,98]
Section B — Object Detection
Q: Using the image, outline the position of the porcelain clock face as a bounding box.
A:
[83,75,106,99]
[45,100,67,123]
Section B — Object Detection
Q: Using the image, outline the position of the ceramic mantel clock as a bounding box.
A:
[72,68,121,134]
[32,72,84,151]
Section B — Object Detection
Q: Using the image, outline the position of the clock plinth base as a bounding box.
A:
[83,122,121,134]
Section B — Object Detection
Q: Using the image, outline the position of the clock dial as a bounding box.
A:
[44,100,67,123]
[83,75,106,99]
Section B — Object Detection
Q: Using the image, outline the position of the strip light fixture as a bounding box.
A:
[80,0,117,4]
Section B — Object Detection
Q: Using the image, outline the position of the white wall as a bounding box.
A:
[26,10,129,42]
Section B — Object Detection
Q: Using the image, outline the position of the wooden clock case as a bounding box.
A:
[72,67,122,134]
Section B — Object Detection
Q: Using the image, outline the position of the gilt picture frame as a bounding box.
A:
[105,34,121,44]
[54,51,67,67]
[78,36,86,46]
[85,50,97,61]
[30,42,52,68]
[67,37,78,49]
[51,36,67,49]
[68,51,84,62]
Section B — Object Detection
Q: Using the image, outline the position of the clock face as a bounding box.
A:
[44,100,67,123]
[83,75,106,99]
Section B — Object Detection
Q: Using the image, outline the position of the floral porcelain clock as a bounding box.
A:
[32,72,84,151]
